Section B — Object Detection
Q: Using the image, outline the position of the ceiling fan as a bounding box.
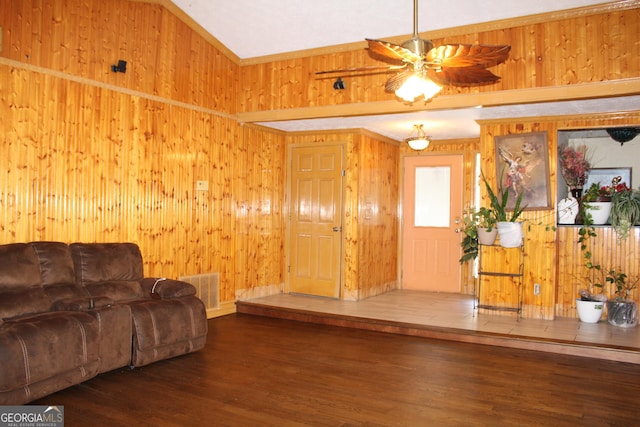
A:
[316,0,511,103]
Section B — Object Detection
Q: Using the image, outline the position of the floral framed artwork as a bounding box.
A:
[494,131,551,210]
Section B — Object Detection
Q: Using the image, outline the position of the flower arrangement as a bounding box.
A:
[582,178,630,202]
[558,144,591,188]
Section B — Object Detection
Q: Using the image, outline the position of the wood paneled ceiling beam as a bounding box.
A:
[238,78,640,124]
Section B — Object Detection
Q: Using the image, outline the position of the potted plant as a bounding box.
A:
[575,207,608,323]
[481,171,526,248]
[459,207,497,263]
[609,185,640,240]
[558,143,591,197]
[605,269,639,327]
[581,182,614,225]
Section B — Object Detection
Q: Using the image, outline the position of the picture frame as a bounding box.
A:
[584,167,632,190]
[494,131,551,210]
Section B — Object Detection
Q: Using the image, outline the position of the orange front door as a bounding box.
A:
[402,154,464,292]
[289,145,343,298]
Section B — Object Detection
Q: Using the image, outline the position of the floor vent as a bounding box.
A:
[179,272,220,310]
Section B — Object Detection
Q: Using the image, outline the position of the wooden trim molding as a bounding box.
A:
[238,78,640,124]
[0,57,237,121]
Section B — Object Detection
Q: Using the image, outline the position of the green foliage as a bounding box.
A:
[481,170,525,222]
[610,188,640,240]
[606,269,639,301]
[459,206,498,264]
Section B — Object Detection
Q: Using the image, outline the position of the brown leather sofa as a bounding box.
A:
[0,241,208,404]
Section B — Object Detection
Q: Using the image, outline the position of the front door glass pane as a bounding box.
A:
[415,166,450,227]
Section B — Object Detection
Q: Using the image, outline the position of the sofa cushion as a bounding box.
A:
[0,311,100,393]
[70,243,144,284]
[0,243,41,290]
[0,287,52,320]
[31,241,88,303]
[83,280,144,301]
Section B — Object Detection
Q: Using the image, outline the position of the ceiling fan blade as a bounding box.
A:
[427,66,501,85]
[427,44,511,68]
[384,70,413,92]
[366,39,420,63]
[315,65,405,75]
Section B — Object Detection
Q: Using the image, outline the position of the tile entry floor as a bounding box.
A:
[244,290,640,352]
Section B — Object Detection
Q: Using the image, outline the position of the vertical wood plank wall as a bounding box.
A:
[239,7,639,113]
[479,113,640,319]
[0,0,276,312]
[1,0,639,319]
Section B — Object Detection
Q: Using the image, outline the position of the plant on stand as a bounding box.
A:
[481,171,526,248]
[459,207,497,263]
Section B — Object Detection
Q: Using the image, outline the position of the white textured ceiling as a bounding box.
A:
[170,0,637,140]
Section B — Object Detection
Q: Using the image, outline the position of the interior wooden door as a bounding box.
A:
[289,145,343,298]
[402,154,464,292]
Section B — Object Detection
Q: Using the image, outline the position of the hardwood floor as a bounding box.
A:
[35,313,640,426]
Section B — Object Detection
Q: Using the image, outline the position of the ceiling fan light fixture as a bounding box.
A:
[395,74,442,103]
[405,124,431,151]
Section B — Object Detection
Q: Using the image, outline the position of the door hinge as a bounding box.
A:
[342,169,346,177]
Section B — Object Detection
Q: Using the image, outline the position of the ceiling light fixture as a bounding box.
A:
[395,73,442,103]
[405,124,431,151]
[606,127,640,146]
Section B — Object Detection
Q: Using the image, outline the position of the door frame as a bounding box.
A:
[398,150,476,291]
[284,141,347,298]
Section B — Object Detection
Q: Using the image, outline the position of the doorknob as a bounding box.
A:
[454,228,461,233]
[332,226,342,232]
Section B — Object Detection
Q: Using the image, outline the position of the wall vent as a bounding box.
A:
[179,272,219,310]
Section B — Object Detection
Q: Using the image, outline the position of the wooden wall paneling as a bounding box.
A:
[233,125,286,300]
[238,8,639,115]
[479,121,558,319]
[0,0,239,114]
[357,134,399,299]
[480,112,640,319]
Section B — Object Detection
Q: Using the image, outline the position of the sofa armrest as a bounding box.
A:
[140,278,197,299]
[52,296,113,311]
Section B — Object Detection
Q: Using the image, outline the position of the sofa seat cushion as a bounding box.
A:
[128,297,208,366]
[0,311,100,393]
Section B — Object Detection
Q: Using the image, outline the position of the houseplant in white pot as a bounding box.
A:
[481,171,526,248]
[575,207,607,323]
[459,206,498,264]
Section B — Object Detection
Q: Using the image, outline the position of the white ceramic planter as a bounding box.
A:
[576,299,604,323]
[496,221,523,248]
[585,201,612,225]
